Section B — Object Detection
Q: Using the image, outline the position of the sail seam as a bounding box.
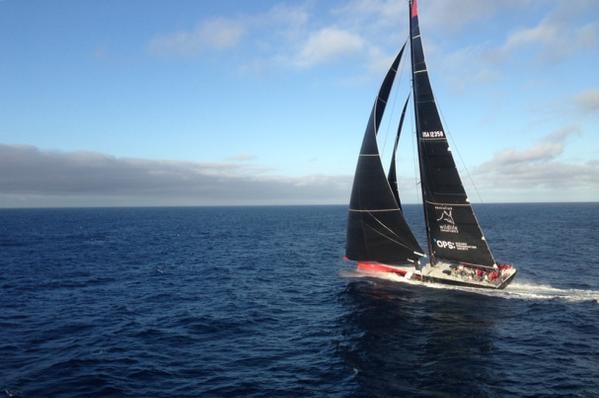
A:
[359,154,379,157]
[349,208,401,212]
[424,200,472,207]
[414,69,427,74]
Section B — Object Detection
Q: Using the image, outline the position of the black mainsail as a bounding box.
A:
[346,45,423,265]
[409,0,496,267]
[387,96,410,209]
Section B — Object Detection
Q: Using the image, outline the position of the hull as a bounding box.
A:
[357,261,517,290]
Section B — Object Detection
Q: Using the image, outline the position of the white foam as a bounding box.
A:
[503,282,599,303]
[340,270,599,303]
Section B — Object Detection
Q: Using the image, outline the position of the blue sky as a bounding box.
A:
[1,0,598,206]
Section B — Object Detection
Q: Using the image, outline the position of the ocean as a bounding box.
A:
[1,203,598,397]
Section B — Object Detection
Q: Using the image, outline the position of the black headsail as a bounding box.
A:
[346,45,424,265]
[388,95,410,209]
[409,0,496,268]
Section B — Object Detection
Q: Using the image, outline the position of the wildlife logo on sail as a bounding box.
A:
[435,205,458,234]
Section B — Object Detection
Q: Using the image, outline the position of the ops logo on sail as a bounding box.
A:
[434,239,455,250]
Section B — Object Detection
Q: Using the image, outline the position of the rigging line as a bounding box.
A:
[364,222,421,256]
[367,210,402,240]
[436,106,486,204]
[365,210,424,256]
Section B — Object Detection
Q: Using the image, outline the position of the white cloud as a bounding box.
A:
[490,127,579,164]
[498,13,599,61]
[333,0,404,29]
[256,3,309,31]
[294,27,365,68]
[335,0,528,36]
[503,20,558,52]
[423,0,523,32]
[424,2,599,94]
[148,3,310,59]
[148,17,245,56]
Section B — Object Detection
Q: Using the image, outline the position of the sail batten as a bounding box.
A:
[409,0,496,267]
[349,208,403,212]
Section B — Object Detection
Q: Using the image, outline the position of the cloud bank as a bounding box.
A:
[1,134,597,208]
[475,127,598,201]
[0,145,351,207]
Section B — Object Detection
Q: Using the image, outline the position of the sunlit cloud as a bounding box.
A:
[293,27,365,68]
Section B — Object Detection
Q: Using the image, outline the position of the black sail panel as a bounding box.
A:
[387,157,400,209]
[425,203,494,266]
[346,47,423,265]
[409,0,495,267]
[388,96,410,209]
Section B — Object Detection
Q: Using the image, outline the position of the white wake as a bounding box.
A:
[340,270,599,303]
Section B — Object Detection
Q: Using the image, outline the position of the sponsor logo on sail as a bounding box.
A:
[434,239,477,251]
[435,205,458,234]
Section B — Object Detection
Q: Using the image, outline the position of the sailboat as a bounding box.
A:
[345,0,517,290]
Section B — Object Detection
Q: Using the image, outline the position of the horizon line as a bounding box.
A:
[0,200,597,210]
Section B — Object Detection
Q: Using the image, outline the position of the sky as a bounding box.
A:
[1,0,598,207]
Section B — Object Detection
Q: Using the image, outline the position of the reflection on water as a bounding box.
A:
[338,279,509,397]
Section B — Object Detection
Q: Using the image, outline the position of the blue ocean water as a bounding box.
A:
[1,204,598,397]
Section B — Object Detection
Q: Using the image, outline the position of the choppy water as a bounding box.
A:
[1,204,598,397]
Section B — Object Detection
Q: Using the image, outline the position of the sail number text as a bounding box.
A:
[422,130,444,138]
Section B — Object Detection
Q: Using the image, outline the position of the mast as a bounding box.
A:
[346,46,424,265]
[409,0,496,268]
[388,95,410,209]
[409,0,435,265]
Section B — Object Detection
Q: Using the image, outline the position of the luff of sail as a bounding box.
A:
[346,46,424,265]
[388,95,410,209]
[409,0,496,267]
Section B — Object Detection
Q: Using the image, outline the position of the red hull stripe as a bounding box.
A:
[357,262,407,276]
